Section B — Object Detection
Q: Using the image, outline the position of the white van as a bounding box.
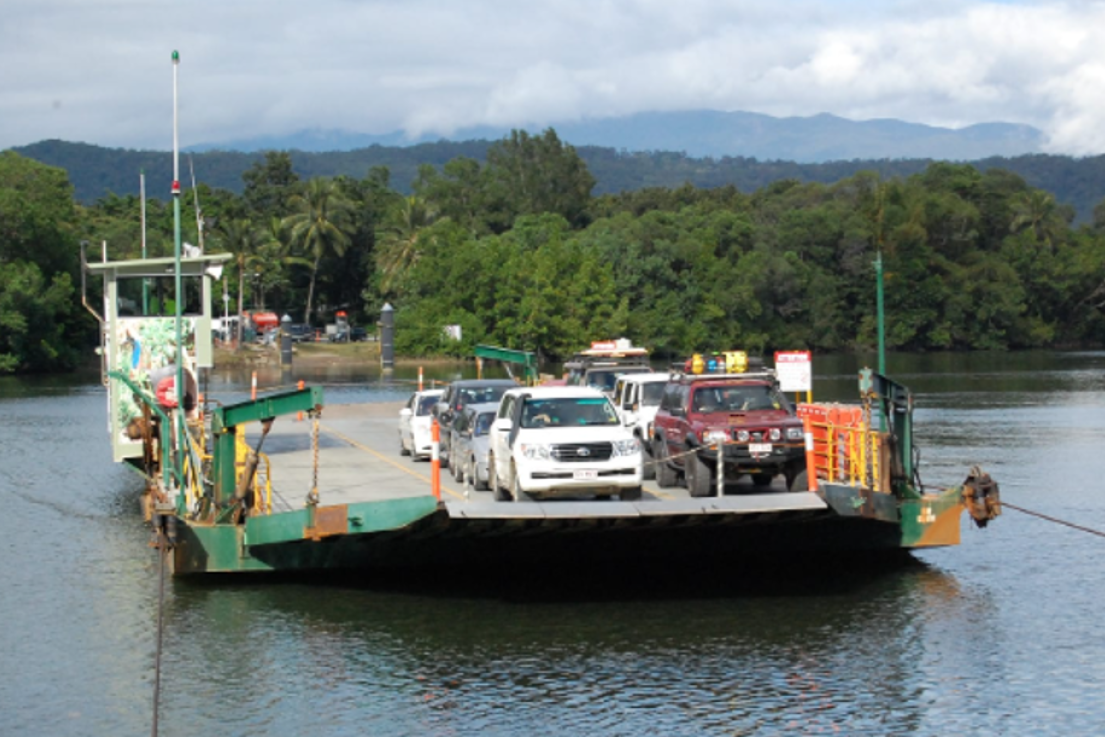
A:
[611,372,672,480]
[487,386,643,502]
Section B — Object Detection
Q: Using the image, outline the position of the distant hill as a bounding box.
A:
[188,109,1047,163]
[11,139,1105,224]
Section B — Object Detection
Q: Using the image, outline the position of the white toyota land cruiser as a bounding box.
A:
[488,386,643,502]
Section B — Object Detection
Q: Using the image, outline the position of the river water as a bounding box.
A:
[2,352,1104,736]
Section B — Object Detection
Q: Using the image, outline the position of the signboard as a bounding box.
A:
[774,351,812,393]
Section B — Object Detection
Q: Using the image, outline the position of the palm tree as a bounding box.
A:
[283,178,355,324]
[375,195,436,294]
[213,217,262,345]
[254,216,310,311]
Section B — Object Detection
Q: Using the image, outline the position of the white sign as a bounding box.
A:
[443,324,463,341]
[774,351,812,392]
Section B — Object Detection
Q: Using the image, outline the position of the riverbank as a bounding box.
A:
[212,342,465,369]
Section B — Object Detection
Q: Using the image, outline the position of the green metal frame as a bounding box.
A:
[859,368,916,499]
[475,344,539,384]
[209,386,325,506]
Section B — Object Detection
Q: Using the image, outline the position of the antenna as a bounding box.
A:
[189,154,204,252]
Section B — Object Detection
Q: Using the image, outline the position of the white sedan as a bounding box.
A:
[398,389,444,460]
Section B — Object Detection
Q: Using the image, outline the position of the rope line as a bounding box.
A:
[151,530,168,737]
[1001,501,1105,539]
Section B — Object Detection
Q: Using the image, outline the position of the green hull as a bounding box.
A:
[171,490,967,576]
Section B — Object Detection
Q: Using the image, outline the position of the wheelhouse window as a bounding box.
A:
[117,276,202,317]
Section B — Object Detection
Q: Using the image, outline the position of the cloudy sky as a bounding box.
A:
[3,0,1104,154]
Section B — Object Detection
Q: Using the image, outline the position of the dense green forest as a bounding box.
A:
[13,138,1105,224]
[3,128,1105,374]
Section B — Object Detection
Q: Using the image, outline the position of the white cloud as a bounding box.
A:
[1,0,1103,155]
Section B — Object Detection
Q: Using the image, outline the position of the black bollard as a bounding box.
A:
[380,303,394,370]
[280,314,293,369]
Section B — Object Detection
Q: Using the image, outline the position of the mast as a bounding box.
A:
[140,169,149,314]
[171,50,184,484]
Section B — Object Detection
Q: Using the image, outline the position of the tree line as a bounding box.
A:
[2,128,1105,374]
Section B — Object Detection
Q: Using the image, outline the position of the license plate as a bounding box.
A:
[749,443,773,454]
[574,470,598,480]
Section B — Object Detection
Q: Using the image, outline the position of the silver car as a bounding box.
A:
[449,401,498,490]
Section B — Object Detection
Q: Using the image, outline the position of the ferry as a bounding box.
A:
[84,250,1001,576]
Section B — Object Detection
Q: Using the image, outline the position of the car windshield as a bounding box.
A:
[474,411,496,436]
[692,385,787,413]
[584,371,620,392]
[416,395,439,415]
[641,382,666,405]
[460,386,511,407]
[520,397,619,428]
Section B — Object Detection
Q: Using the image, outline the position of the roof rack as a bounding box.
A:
[668,369,777,383]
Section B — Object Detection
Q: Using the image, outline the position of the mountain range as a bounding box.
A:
[13,109,1104,223]
[188,109,1048,163]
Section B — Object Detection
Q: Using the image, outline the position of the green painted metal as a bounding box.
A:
[212,387,324,431]
[898,487,963,547]
[246,496,440,547]
[209,386,324,506]
[173,496,441,574]
[475,344,538,383]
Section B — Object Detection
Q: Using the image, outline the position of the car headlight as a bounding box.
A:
[611,439,640,457]
[786,427,804,440]
[703,430,729,444]
[736,430,750,442]
[769,428,782,441]
[519,443,552,460]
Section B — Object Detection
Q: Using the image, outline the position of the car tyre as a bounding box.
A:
[399,436,411,457]
[653,437,677,488]
[490,455,511,501]
[620,486,642,501]
[688,447,714,498]
[789,470,809,493]
[470,455,489,491]
[640,439,656,480]
[451,450,465,482]
[752,473,773,487]
[510,464,528,502]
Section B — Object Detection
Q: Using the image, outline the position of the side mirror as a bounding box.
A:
[399,408,412,418]
[496,418,513,432]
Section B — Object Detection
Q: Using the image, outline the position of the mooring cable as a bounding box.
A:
[1000,501,1105,539]
[151,529,168,737]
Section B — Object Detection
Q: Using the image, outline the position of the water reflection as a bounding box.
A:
[159,561,1000,736]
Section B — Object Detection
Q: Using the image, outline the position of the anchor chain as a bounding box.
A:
[307,411,321,506]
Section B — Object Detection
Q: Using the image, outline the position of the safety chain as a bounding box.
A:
[306,411,321,506]
[643,439,803,469]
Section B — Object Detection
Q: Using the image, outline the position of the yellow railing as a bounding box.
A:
[810,420,886,493]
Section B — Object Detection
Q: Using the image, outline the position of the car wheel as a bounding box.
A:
[687,447,714,498]
[451,452,465,482]
[789,470,809,493]
[653,437,677,488]
[640,437,656,480]
[399,434,411,457]
[752,473,773,487]
[490,455,510,501]
[621,485,642,501]
[510,464,528,502]
[471,455,488,491]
